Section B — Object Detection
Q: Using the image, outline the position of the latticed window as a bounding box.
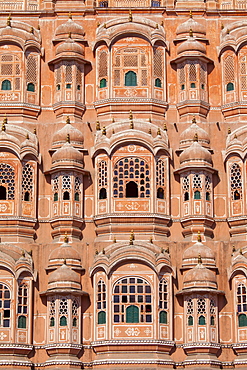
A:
[17,284,28,329]
[49,299,55,327]
[98,50,108,88]
[183,176,190,201]
[153,47,163,88]
[26,54,38,92]
[159,279,168,324]
[113,48,148,87]
[98,160,108,199]
[224,55,235,91]
[59,298,68,326]
[156,159,166,199]
[189,62,197,88]
[22,163,33,202]
[197,298,206,325]
[199,63,207,89]
[0,54,21,92]
[113,277,152,324]
[62,175,71,201]
[237,283,247,327]
[0,163,15,200]
[0,284,11,327]
[178,63,185,90]
[97,280,106,325]
[210,299,216,326]
[186,298,194,326]
[230,163,242,200]
[72,299,79,327]
[240,55,247,92]
[193,174,202,200]
[74,176,81,201]
[205,175,211,201]
[53,176,59,201]
[113,157,150,198]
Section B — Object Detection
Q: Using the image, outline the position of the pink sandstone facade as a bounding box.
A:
[1,0,247,368]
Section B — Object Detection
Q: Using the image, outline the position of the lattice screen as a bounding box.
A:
[189,62,197,82]
[26,54,38,83]
[154,48,163,79]
[178,64,185,84]
[98,50,108,78]
[0,54,21,91]
[224,55,235,83]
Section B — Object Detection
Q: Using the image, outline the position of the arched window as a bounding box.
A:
[113,277,152,324]
[155,78,162,87]
[17,284,28,328]
[24,191,30,202]
[59,299,68,327]
[156,159,166,200]
[49,299,55,327]
[188,315,193,326]
[100,78,107,88]
[0,186,6,200]
[159,278,168,324]
[186,298,194,327]
[198,315,206,325]
[60,316,67,326]
[27,82,35,92]
[125,71,137,86]
[63,191,70,200]
[157,187,164,199]
[0,164,15,200]
[54,193,58,201]
[74,192,80,201]
[98,160,108,200]
[183,176,190,202]
[184,192,189,201]
[159,310,167,324]
[0,284,11,327]
[1,79,11,90]
[239,313,247,327]
[22,163,33,202]
[18,315,26,329]
[190,82,196,88]
[230,163,242,201]
[226,82,234,91]
[99,188,107,199]
[72,299,78,328]
[126,181,138,198]
[194,190,201,200]
[210,316,215,326]
[237,283,247,313]
[113,157,150,199]
[126,305,139,323]
[50,317,55,327]
[96,280,106,325]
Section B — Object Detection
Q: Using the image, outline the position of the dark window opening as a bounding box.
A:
[227,82,234,92]
[125,71,137,87]
[151,0,161,6]
[1,80,11,91]
[99,0,108,6]
[77,85,81,90]
[27,83,35,92]
[60,316,67,326]
[234,190,240,200]
[66,83,71,89]
[199,315,206,325]
[54,192,58,201]
[72,317,77,327]
[201,84,205,90]
[57,84,61,91]
[24,191,30,202]
[188,315,193,326]
[190,82,196,88]
[63,191,70,200]
[74,192,80,201]
[0,186,6,200]
[155,78,162,88]
[100,78,107,88]
[18,315,26,329]
[159,310,167,324]
[126,181,138,198]
[206,192,210,201]
[210,316,215,326]
[50,317,55,327]
[194,190,201,200]
[99,188,107,199]
[98,311,106,324]
[181,84,185,90]
[184,192,189,201]
[157,187,164,199]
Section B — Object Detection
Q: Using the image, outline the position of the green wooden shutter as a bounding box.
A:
[98,311,106,324]
[239,313,247,327]
[18,315,26,329]
[194,191,201,200]
[159,311,167,324]
[126,305,139,323]
[125,71,137,87]
[198,315,206,325]
[60,315,67,326]
[1,80,11,91]
[188,315,193,326]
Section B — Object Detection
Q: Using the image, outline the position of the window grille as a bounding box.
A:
[65,63,72,83]
[0,284,11,327]
[197,298,206,314]
[17,284,28,328]
[179,64,185,84]
[113,157,150,198]
[26,55,37,84]
[224,55,235,88]
[186,298,194,315]
[62,175,71,190]
[98,50,108,78]
[22,163,33,201]
[189,62,197,82]
[154,48,163,79]
[59,298,68,326]
[237,283,247,327]
[230,163,242,200]
[49,299,55,327]
[113,277,152,324]
[199,63,206,84]
[0,164,15,200]
[98,160,108,199]
[193,174,202,189]
[97,280,106,324]
[159,279,168,324]
[156,159,166,199]
[0,54,21,92]
[72,299,79,327]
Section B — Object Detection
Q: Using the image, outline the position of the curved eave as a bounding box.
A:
[48,54,90,65]
[176,287,224,295]
[228,265,247,281]
[218,36,247,57]
[0,34,41,53]
[45,164,89,175]
[20,147,40,163]
[40,288,88,296]
[171,52,213,65]
[174,164,217,175]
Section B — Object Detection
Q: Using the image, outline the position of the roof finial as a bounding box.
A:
[130,120,134,129]
[193,132,198,142]
[129,230,134,245]
[113,236,116,243]
[197,230,201,242]
[129,9,133,22]
[192,116,196,124]
[7,13,11,27]
[164,122,167,131]
[66,133,70,143]
[232,245,236,252]
[30,26,34,34]
[157,128,161,136]
[129,110,133,120]
[102,126,106,135]
[228,127,231,134]
[3,115,7,126]
[2,121,6,132]
[33,128,37,135]
[198,253,202,264]
[26,133,29,140]
[240,248,243,255]
[149,236,153,244]
[69,11,72,19]
[22,249,25,257]
[66,116,70,124]
[63,258,67,265]
[96,121,100,130]
[189,28,193,37]
[190,10,193,18]
[64,233,68,243]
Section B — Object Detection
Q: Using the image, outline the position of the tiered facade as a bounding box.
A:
[0,0,247,369]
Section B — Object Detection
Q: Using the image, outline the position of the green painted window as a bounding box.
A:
[227,82,234,91]
[206,192,210,201]
[159,310,167,324]
[73,317,77,327]
[188,315,193,326]
[54,193,58,201]
[18,315,26,329]
[100,78,107,88]
[74,192,79,201]
[239,313,247,327]
[27,83,35,92]
[125,71,137,87]
[210,316,215,326]
[98,311,106,324]
[66,83,71,89]
[1,80,11,90]
[126,305,139,323]
[60,315,67,326]
[194,190,201,200]
[190,82,196,88]
[155,78,162,88]
[181,84,185,90]
[198,315,206,325]
[50,317,55,327]
[57,84,60,91]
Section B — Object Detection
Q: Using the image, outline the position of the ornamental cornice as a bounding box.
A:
[91,339,175,346]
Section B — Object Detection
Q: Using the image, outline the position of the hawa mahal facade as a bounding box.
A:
[0,0,247,368]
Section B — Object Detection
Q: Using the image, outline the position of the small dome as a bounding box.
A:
[176,17,206,36]
[177,37,206,55]
[52,142,83,164]
[183,241,215,267]
[55,18,85,38]
[56,38,84,56]
[48,263,80,284]
[180,122,210,148]
[52,120,84,148]
[183,264,217,289]
[49,241,81,263]
[180,141,212,165]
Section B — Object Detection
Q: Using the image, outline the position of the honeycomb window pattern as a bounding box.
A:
[59,298,68,326]
[98,160,108,190]
[230,163,242,199]
[22,163,33,201]
[183,176,190,192]
[53,176,59,192]
[156,159,166,188]
[186,298,194,315]
[72,299,79,327]
[75,177,81,193]
[224,55,235,85]
[62,175,71,190]
[113,157,150,198]
[0,163,15,200]
[210,299,216,315]
[113,277,152,324]
[49,299,55,326]
[197,298,206,314]
[205,175,211,191]
[193,174,202,189]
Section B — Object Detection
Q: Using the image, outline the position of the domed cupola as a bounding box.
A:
[55,16,85,40]
[177,34,206,56]
[182,234,216,268]
[48,236,82,270]
[55,37,84,58]
[179,136,212,168]
[52,116,84,150]
[180,118,210,149]
[51,139,84,169]
[183,258,217,290]
[176,13,206,38]
[48,261,81,291]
